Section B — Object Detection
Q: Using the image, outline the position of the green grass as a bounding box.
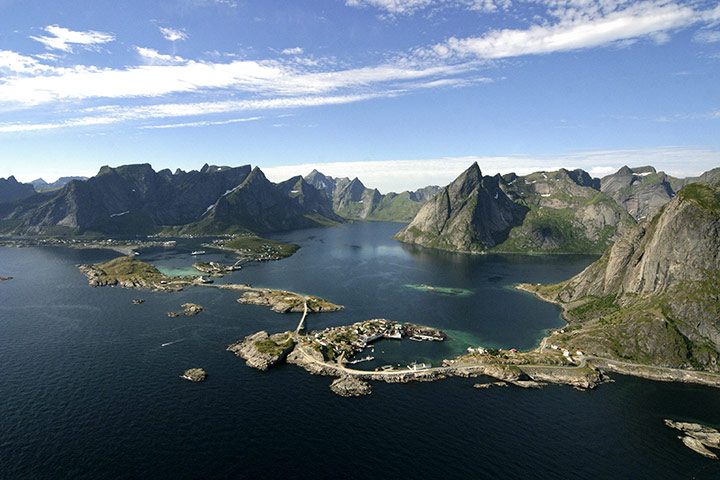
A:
[254,337,294,356]
[567,294,619,321]
[98,256,165,280]
[678,183,720,211]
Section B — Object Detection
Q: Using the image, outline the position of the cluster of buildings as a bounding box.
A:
[549,344,584,363]
[303,318,445,361]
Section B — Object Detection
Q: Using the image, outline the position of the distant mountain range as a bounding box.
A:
[395,163,720,254]
[303,170,440,222]
[0,162,717,242]
[31,176,88,192]
[0,163,437,237]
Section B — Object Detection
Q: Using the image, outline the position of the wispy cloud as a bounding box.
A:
[0,93,396,132]
[345,0,434,15]
[135,47,186,65]
[281,47,304,55]
[140,116,262,129]
[262,146,720,193]
[421,2,709,59]
[29,25,115,52]
[159,27,188,42]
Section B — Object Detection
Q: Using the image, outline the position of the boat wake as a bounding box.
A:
[161,339,184,347]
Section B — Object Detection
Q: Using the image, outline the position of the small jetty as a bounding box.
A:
[347,355,374,365]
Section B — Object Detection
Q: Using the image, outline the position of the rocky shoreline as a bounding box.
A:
[515,283,720,389]
[665,419,720,459]
[168,303,204,317]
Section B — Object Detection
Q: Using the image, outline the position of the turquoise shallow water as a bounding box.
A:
[1,222,720,479]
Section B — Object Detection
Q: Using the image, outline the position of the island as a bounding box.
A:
[237,289,343,313]
[181,368,207,382]
[168,303,204,317]
[204,235,299,261]
[665,420,720,459]
[78,256,200,292]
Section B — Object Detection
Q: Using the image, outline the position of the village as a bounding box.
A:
[298,318,446,366]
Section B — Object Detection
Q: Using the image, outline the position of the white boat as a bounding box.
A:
[191,250,206,255]
[348,355,375,364]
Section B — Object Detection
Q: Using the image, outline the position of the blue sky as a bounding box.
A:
[0,0,719,192]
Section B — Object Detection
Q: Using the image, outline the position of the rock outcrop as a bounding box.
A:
[330,376,372,397]
[600,166,675,221]
[665,419,720,459]
[227,331,295,371]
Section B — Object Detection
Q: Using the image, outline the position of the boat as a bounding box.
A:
[191,250,206,255]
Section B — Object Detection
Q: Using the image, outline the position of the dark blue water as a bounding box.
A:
[1,222,719,479]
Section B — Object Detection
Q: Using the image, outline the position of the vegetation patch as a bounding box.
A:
[223,235,299,260]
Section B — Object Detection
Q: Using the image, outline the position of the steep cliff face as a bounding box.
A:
[533,183,720,370]
[393,163,527,252]
[185,167,329,234]
[600,166,675,221]
[395,163,632,253]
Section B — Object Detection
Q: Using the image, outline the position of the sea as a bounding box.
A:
[1,221,719,479]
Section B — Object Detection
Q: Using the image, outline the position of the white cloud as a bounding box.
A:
[282,47,304,55]
[262,146,720,193]
[135,47,186,65]
[29,25,115,52]
[0,56,471,106]
[0,50,53,74]
[424,2,709,59]
[159,27,188,42]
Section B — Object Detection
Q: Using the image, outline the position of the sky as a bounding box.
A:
[0,0,719,192]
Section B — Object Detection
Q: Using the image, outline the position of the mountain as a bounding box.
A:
[181,167,339,235]
[393,163,528,252]
[303,170,439,222]
[31,176,88,192]
[600,166,674,220]
[0,176,35,203]
[1,163,339,236]
[275,176,343,223]
[395,163,634,253]
[528,182,720,370]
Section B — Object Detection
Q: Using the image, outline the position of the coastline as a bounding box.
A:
[513,282,720,389]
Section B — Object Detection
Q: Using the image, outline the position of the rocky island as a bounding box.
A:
[227,331,295,371]
[665,420,720,459]
[237,289,343,313]
[168,303,204,317]
[181,368,207,382]
[78,256,200,292]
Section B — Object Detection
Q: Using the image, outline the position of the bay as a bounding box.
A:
[1,221,719,479]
